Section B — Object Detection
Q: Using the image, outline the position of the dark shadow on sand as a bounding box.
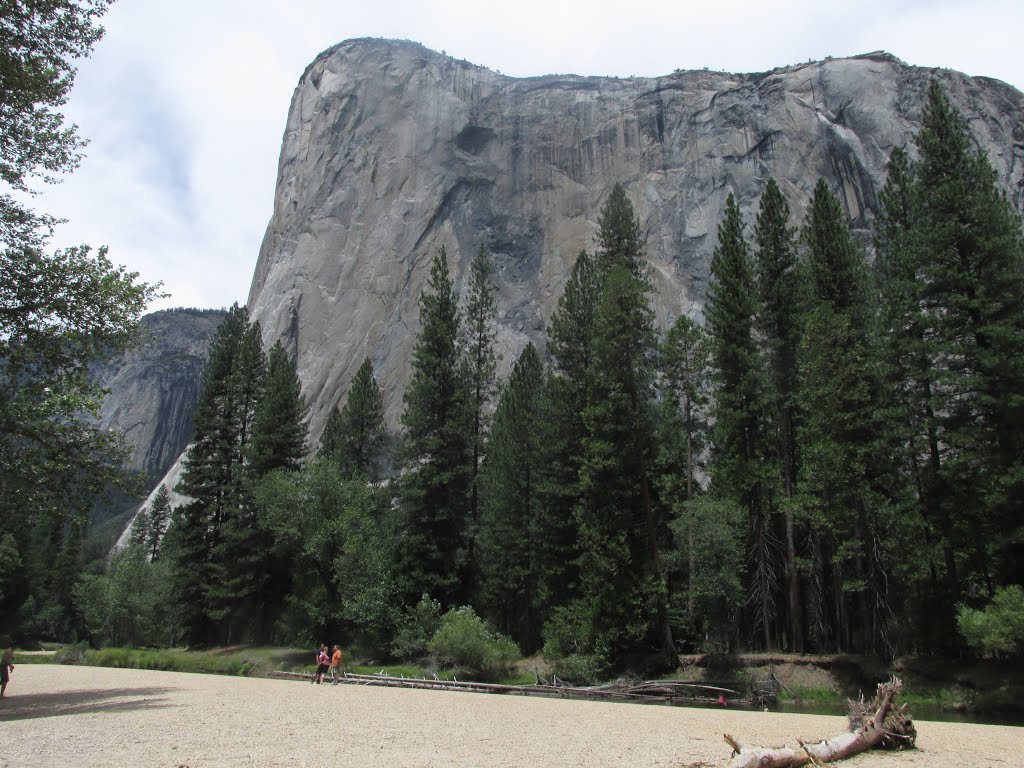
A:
[0,686,176,721]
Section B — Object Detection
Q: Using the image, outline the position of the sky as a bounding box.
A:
[25,0,1024,311]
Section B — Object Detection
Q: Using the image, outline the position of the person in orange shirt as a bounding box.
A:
[330,645,343,685]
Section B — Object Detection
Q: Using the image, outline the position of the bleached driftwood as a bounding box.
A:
[723,677,915,768]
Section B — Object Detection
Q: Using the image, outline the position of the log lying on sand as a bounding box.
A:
[723,677,915,768]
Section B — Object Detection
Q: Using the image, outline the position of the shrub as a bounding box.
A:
[957,585,1024,658]
[428,606,520,682]
[391,594,442,661]
[541,604,609,685]
[548,653,605,686]
[53,642,88,665]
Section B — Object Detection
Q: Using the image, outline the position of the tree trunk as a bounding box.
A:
[724,678,914,768]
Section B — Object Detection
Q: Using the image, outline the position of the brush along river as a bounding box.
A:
[1,666,1020,767]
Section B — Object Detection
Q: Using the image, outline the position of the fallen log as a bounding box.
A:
[723,677,915,768]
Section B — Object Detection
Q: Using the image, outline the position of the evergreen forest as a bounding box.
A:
[3,11,1023,679]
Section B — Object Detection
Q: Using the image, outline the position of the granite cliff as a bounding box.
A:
[94,308,226,479]
[90,308,224,545]
[118,41,1024,546]
[246,39,1024,442]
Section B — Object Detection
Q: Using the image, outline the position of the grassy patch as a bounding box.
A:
[778,685,839,703]
[9,650,57,665]
[81,648,255,676]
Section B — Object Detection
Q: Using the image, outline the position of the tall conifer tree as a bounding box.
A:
[461,246,498,593]
[478,344,544,650]
[319,357,387,479]
[753,179,804,652]
[397,248,472,606]
[706,193,776,648]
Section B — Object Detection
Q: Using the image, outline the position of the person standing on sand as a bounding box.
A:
[312,644,326,684]
[330,645,343,685]
[1,646,13,698]
[315,644,330,684]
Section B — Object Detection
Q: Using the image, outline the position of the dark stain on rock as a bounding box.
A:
[455,125,495,155]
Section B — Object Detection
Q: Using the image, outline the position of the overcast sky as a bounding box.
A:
[27,0,1024,311]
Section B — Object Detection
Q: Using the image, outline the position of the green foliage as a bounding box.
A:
[547,653,605,686]
[572,186,675,668]
[145,484,171,561]
[74,545,176,647]
[0,244,160,636]
[667,497,744,650]
[247,340,308,476]
[461,245,498,598]
[319,357,386,479]
[52,641,88,665]
[170,303,266,644]
[802,179,868,316]
[398,248,472,606]
[0,2,159,640]
[477,344,544,651]
[253,460,398,647]
[0,533,23,604]
[541,603,606,684]
[427,606,520,682]
[390,594,443,660]
[0,0,113,248]
[957,586,1024,658]
[659,315,710,502]
[73,647,253,676]
[705,193,778,648]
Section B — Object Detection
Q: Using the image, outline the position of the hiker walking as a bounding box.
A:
[1,646,13,698]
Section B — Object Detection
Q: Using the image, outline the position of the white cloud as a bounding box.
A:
[24,0,1024,311]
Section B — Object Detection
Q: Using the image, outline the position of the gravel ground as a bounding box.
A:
[1,665,1021,767]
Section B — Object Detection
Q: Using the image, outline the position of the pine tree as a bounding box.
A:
[204,315,267,642]
[146,484,171,561]
[534,249,600,616]
[172,303,266,644]
[595,183,646,280]
[705,193,777,648]
[320,357,387,479]
[130,506,151,551]
[247,341,309,477]
[477,344,544,650]
[797,181,894,653]
[397,248,472,606]
[573,185,675,668]
[659,315,710,623]
[908,82,1024,614]
[461,246,498,593]
[752,178,804,652]
[577,263,675,666]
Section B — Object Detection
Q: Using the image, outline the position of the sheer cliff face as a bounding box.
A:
[94,309,225,479]
[248,38,1024,438]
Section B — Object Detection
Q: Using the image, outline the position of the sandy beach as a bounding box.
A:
[0,665,1020,767]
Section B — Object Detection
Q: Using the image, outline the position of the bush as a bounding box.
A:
[548,653,604,686]
[53,642,88,665]
[391,594,442,661]
[428,606,520,682]
[957,585,1024,658]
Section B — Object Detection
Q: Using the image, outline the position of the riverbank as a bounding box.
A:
[1,665,1020,767]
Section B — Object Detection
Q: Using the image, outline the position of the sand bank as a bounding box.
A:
[1,665,1020,767]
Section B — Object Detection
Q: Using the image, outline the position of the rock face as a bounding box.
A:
[247,39,1024,440]
[94,308,226,480]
